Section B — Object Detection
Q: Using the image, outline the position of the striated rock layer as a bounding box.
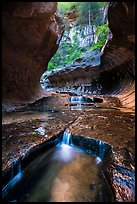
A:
[2,2,64,110]
[2,93,135,202]
[45,2,135,110]
[2,2,135,111]
[100,2,135,110]
[2,2,135,202]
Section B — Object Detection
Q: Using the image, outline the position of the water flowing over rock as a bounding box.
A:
[44,2,135,111]
[2,160,22,198]
[2,2,135,203]
[2,2,135,111]
[62,130,72,145]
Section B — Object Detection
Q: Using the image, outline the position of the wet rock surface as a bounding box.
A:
[2,92,135,202]
[44,50,100,78]
[2,2,135,202]
[42,3,135,111]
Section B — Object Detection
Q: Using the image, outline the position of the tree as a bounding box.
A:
[58,2,78,16]
[47,2,109,71]
[77,2,103,26]
[76,2,104,46]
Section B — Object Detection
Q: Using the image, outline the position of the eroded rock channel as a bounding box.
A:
[2,93,135,202]
[2,130,114,202]
[2,2,135,203]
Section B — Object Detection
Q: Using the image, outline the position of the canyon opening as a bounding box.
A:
[2,2,135,202]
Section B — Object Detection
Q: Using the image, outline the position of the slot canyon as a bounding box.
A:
[2,2,135,202]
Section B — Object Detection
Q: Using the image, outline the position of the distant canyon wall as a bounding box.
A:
[46,2,135,110]
[2,2,135,110]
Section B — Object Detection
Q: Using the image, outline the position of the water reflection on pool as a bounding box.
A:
[3,143,114,202]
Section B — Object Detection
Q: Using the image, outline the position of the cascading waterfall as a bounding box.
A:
[98,140,102,155]
[62,130,72,145]
[98,140,105,159]
[2,160,22,198]
[70,96,84,103]
[12,159,22,181]
[70,96,93,103]
[70,97,83,110]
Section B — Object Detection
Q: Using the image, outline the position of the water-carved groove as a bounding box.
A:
[2,131,115,202]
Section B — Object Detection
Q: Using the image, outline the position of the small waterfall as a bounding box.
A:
[11,160,22,187]
[2,160,22,198]
[11,159,22,180]
[98,140,102,157]
[70,96,93,104]
[70,96,84,103]
[62,130,72,145]
[98,140,105,159]
[17,161,21,175]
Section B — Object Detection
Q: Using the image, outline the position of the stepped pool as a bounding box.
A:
[2,131,114,202]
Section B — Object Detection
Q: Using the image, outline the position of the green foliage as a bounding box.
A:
[31,131,36,135]
[58,2,77,15]
[96,23,109,42]
[91,23,109,51]
[48,61,55,71]
[47,44,83,71]
[47,31,85,71]
[98,2,108,7]
[76,2,103,26]
[90,42,103,51]
[47,2,109,71]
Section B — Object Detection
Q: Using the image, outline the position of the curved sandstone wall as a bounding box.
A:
[46,2,135,110]
[100,2,135,110]
[2,2,135,111]
[2,2,64,109]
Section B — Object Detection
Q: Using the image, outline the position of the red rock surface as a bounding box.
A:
[2,2,64,108]
[45,2,135,111]
[100,2,135,110]
[2,2,135,202]
[2,93,135,202]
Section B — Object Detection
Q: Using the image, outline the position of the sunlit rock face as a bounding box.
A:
[2,2,64,109]
[44,50,101,94]
[45,2,135,110]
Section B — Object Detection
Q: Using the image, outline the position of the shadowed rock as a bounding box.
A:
[2,2,64,109]
[44,2,135,110]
